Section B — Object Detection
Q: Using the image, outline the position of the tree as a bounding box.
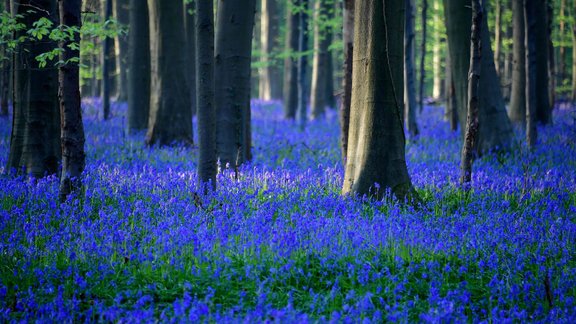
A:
[311,0,330,119]
[342,0,417,202]
[283,0,300,119]
[339,0,353,162]
[113,0,129,102]
[460,0,482,187]
[215,0,256,167]
[573,11,576,102]
[419,0,428,113]
[6,0,61,177]
[259,0,282,100]
[126,0,150,133]
[196,0,216,191]
[146,0,192,146]
[101,0,112,120]
[404,0,419,137]
[0,0,9,117]
[443,0,512,154]
[531,0,552,125]
[58,0,86,201]
[509,0,526,124]
[493,0,502,76]
[296,0,309,129]
[525,0,538,148]
[432,0,444,100]
[185,0,196,117]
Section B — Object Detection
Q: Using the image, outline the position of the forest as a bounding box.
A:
[0,0,575,321]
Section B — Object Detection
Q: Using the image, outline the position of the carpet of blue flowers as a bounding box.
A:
[0,99,575,322]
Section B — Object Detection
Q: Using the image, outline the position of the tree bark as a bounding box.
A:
[460,0,482,187]
[404,0,419,137]
[113,0,128,101]
[215,0,256,166]
[558,0,566,86]
[432,0,443,100]
[126,0,149,133]
[532,0,551,125]
[310,0,329,119]
[146,0,192,146]
[7,0,61,177]
[510,0,526,124]
[185,0,196,116]
[259,0,282,100]
[419,0,428,112]
[58,0,86,201]
[525,0,538,148]
[102,0,112,120]
[296,0,309,130]
[343,0,417,202]
[445,53,458,131]
[283,0,300,119]
[196,0,216,191]
[339,0,353,162]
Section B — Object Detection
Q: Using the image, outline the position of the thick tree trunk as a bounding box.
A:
[126,0,149,133]
[283,0,299,119]
[533,0,551,124]
[404,0,419,137]
[432,0,443,100]
[58,0,86,201]
[196,0,216,191]
[185,0,196,116]
[113,0,128,101]
[525,0,538,148]
[510,0,526,124]
[311,0,329,119]
[215,0,256,166]
[343,0,416,202]
[102,0,112,119]
[7,0,61,177]
[460,0,482,187]
[339,0,353,162]
[259,0,282,100]
[443,0,512,154]
[419,0,428,112]
[146,0,192,146]
[296,0,309,130]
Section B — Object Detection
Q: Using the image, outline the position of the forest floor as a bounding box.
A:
[0,100,575,322]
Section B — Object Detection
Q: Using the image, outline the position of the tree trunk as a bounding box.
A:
[296,0,309,130]
[102,0,112,120]
[558,0,566,88]
[0,0,9,116]
[432,0,443,100]
[339,0,353,163]
[419,0,428,112]
[7,0,61,177]
[573,15,576,102]
[196,0,216,191]
[283,0,299,119]
[126,0,150,133]
[185,0,196,116]
[443,0,512,154]
[324,9,335,111]
[343,0,417,202]
[525,0,538,148]
[445,53,458,131]
[510,0,526,124]
[533,0,551,125]
[311,0,329,119]
[547,1,555,111]
[460,0,482,187]
[404,0,419,137]
[146,0,192,146]
[113,0,128,101]
[58,0,86,201]
[493,0,502,76]
[215,0,256,166]
[259,0,282,100]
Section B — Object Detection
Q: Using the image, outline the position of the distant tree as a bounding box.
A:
[126,0,150,133]
[101,0,112,120]
[196,0,216,191]
[283,0,300,119]
[339,0,353,162]
[113,0,129,102]
[146,0,192,146]
[419,0,428,113]
[509,0,526,124]
[493,0,502,76]
[311,0,330,119]
[58,0,86,201]
[445,55,458,131]
[6,0,61,177]
[259,0,282,100]
[296,0,309,130]
[215,0,256,166]
[185,0,196,116]
[0,0,9,117]
[573,12,576,103]
[343,0,417,202]
[404,0,419,137]
[432,0,444,101]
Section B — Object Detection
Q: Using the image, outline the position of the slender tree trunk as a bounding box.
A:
[296,0,309,130]
[343,0,417,202]
[185,0,196,116]
[404,0,419,137]
[510,0,526,124]
[558,0,566,86]
[419,0,428,112]
[283,0,299,119]
[324,7,335,111]
[432,0,443,100]
[102,0,112,120]
[493,0,502,76]
[127,0,149,133]
[533,0,551,125]
[215,0,256,166]
[113,0,128,101]
[502,6,512,101]
[259,0,281,100]
[445,53,458,131]
[547,1,555,111]
[58,0,86,201]
[196,0,216,191]
[146,0,192,146]
[0,0,9,116]
[525,0,538,148]
[460,0,482,187]
[339,0,353,163]
[311,0,329,119]
[7,0,61,177]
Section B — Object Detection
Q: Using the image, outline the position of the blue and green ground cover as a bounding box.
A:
[0,100,575,322]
